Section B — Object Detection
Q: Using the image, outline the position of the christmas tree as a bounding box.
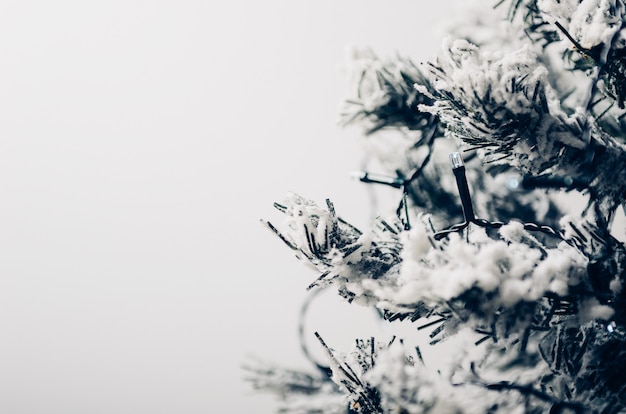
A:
[245,1,626,412]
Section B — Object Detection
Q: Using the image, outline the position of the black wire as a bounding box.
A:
[434,153,569,243]
[298,288,333,378]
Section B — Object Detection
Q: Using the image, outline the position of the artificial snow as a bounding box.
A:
[539,0,622,49]
[579,297,615,322]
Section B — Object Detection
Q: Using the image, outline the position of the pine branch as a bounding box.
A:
[418,39,626,226]
[263,193,402,295]
[508,0,626,137]
[340,49,442,136]
[242,357,346,413]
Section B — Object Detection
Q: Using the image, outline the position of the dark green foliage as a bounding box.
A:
[249,1,626,412]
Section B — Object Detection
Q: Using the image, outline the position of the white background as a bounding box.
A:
[0,1,460,413]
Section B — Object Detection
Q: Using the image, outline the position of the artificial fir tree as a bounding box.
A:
[245,1,626,412]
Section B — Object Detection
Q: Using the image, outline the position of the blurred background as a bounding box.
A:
[0,1,492,413]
